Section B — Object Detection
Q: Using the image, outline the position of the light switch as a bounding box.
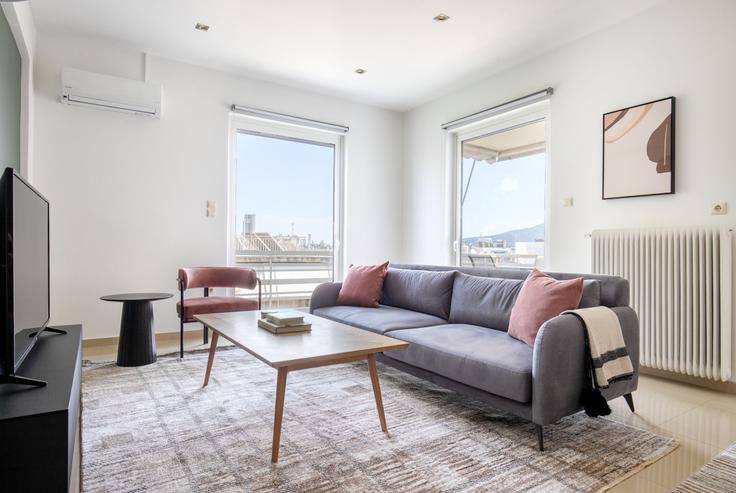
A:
[206,200,216,218]
[711,202,727,215]
[562,197,574,207]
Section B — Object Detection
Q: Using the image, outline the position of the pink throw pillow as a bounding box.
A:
[337,262,389,308]
[508,269,583,347]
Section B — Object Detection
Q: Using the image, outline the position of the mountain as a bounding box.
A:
[463,223,544,246]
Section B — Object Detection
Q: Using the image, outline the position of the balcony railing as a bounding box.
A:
[234,250,333,308]
[462,253,543,269]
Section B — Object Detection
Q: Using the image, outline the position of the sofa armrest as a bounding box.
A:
[309,282,343,313]
[531,306,639,425]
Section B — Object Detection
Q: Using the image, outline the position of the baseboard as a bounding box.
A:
[82,330,203,349]
[641,366,736,394]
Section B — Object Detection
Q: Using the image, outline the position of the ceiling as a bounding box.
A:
[30,0,664,111]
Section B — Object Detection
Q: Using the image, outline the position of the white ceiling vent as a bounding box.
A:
[61,68,162,118]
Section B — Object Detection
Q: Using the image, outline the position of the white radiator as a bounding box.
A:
[592,226,733,381]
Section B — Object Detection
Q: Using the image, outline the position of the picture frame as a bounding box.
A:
[602,96,675,199]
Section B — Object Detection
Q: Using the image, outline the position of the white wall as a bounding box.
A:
[401,0,736,381]
[401,0,736,271]
[34,33,403,339]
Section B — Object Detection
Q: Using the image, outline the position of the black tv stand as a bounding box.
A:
[1,325,82,492]
[28,325,68,338]
[0,373,47,387]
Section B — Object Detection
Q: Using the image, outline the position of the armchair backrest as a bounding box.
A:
[178,267,257,291]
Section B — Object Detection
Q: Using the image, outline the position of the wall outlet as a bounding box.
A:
[562,197,574,207]
[206,200,216,218]
[711,202,727,215]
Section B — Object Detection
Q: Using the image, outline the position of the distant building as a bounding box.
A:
[236,230,331,252]
[516,241,544,256]
[242,214,256,234]
[235,214,332,251]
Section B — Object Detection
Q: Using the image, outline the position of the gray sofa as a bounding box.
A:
[310,263,639,451]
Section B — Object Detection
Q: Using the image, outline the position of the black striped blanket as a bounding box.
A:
[563,306,634,388]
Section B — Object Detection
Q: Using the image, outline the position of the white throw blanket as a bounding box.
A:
[562,307,634,389]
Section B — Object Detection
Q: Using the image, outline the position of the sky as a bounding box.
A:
[235,131,544,247]
[235,132,334,245]
[461,152,545,239]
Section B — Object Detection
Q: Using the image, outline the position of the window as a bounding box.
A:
[453,106,548,268]
[230,118,343,308]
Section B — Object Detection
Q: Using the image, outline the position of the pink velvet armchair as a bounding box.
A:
[177,267,261,358]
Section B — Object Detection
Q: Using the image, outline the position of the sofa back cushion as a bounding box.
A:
[448,273,601,331]
[390,263,627,307]
[448,273,522,331]
[380,268,455,319]
[580,279,602,308]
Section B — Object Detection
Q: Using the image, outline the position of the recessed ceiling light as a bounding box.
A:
[433,13,450,22]
[354,68,366,75]
[194,23,210,32]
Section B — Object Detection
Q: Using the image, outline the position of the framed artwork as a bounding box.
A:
[602,96,675,199]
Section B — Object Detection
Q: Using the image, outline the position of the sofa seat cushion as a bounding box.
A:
[313,305,446,334]
[177,296,259,321]
[387,324,534,403]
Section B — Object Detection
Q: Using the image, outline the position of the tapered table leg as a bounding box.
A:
[271,367,289,463]
[203,331,219,387]
[367,354,388,432]
[117,301,156,367]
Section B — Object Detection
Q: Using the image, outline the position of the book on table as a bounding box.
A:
[261,309,307,326]
[257,318,312,334]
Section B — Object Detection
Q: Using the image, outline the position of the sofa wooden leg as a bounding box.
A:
[203,324,208,345]
[624,393,635,413]
[536,424,544,451]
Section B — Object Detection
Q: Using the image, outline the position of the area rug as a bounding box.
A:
[82,348,676,492]
[673,442,736,492]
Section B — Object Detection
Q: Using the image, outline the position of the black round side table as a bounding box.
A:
[100,292,173,367]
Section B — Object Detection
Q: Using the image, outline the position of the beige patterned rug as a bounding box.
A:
[673,442,736,492]
[82,348,676,492]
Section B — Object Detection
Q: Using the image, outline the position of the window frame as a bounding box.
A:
[446,101,551,268]
[227,115,346,283]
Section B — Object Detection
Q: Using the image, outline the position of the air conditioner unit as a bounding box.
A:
[61,68,162,118]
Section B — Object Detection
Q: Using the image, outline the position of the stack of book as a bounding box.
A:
[258,310,312,334]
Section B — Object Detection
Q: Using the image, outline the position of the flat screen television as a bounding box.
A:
[0,167,61,387]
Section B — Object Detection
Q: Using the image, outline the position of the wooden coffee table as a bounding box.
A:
[194,311,409,463]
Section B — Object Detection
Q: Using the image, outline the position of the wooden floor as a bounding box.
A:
[83,330,234,361]
[83,336,736,492]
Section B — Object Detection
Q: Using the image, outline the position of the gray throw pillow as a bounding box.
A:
[448,273,522,331]
[579,279,602,308]
[380,268,455,319]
